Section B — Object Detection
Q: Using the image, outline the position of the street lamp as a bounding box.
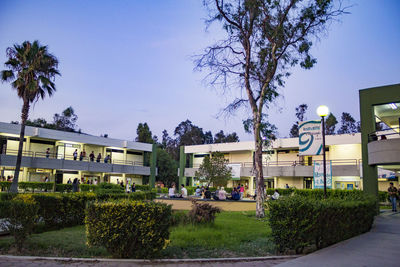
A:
[317,105,329,199]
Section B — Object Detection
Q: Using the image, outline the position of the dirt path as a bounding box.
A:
[154,199,256,211]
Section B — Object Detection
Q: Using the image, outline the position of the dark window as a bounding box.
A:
[127,151,143,156]
[107,148,124,153]
[30,139,56,146]
[194,154,208,158]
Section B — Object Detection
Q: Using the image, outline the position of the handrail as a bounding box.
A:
[1,148,145,167]
[2,148,34,157]
[368,127,400,142]
[188,159,361,168]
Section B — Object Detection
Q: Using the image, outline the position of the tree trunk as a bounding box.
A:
[9,100,30,193]
[254,122,265,218]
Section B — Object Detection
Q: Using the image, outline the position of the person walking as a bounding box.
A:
[388,182,398,212]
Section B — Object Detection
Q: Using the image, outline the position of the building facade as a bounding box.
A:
[180,132,398,196]
[359,83,400,196]
[0,122,157,186]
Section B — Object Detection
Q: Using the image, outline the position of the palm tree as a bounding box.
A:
[1,41,60,193]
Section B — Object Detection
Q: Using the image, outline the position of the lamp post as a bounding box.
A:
[317,105,329,199]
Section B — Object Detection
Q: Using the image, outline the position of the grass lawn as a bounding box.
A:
[0,211,275,258]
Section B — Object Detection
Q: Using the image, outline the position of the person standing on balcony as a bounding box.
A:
[79,151,83,161]
[46,148,50,158]
[73,149,78,160]
[96,153,102,163]
[89,151,95,162]
[388,182,398,212]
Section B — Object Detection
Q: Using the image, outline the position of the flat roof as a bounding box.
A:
[185,133,361,154]
[0,122,153,152]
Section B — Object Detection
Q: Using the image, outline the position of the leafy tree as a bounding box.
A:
[195,0,345,217]
[135,122,154,143]
[325,113,338,135]
[25,118,50,128]
[156,147,178,187]
[224,132,240,142]
[204,130,214,144]
[195,152,232,187]
[53,106,78,132]
[214,130,240,143]
[289,104,308,138]
[174,120,205,146]
[1,40,60,192]
[337,112,357,134]
[161,129,179,161]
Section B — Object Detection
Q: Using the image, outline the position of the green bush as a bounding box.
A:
[378,191,389,202]
[0,191,155,230]
[188,199,221,224]
[79,184,97,192]
[0,196,39,251]
[135,185,151,191]
[0,181,11,191]
[55,183,73,193]
[85,200,172,258]
[0,181,54,192]
[267,195,376,253]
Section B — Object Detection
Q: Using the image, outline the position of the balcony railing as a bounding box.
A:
[190,159,361,168]
[368,127,400,142]
[1,148,147,167]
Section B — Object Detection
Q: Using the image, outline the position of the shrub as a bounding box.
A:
[85,200,172,258]
[188,199,221,224]
[170,210,190,226]
[0,196,39,251]
[55,183,73,193]
[378,191,389,202]
[135,185,151,191]
[0,192,155,228]
[79,184,97,192]
[95,182,124,194]
[267,195,376,253]
[0,181,11,191]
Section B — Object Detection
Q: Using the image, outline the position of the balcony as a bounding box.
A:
[184,159,361,177]
[368,128,400,165]
[0,149,151,176]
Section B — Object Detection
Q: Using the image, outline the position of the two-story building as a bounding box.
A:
[180,132,398,196]
[0,122,157,186]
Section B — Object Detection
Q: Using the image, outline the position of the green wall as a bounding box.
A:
[359,83,400,196]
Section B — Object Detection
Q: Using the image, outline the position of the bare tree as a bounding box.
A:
[195,0,347,217]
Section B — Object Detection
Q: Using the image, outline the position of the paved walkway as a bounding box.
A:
[276,211,400,267]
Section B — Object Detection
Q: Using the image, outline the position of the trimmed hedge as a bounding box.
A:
[0,181,54,192]
[267,195,376,253]
[0,191,156,230]
[86,200,172,258]
[55,184,72,192]
[0,197,38,251]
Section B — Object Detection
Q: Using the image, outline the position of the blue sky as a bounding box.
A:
[0,0,399,141]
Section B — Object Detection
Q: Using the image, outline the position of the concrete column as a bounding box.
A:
[249,176,254,195]
[149,144,157,188]
[179,146,186,186]
[22,167,28,182]
[274,177,277,188]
